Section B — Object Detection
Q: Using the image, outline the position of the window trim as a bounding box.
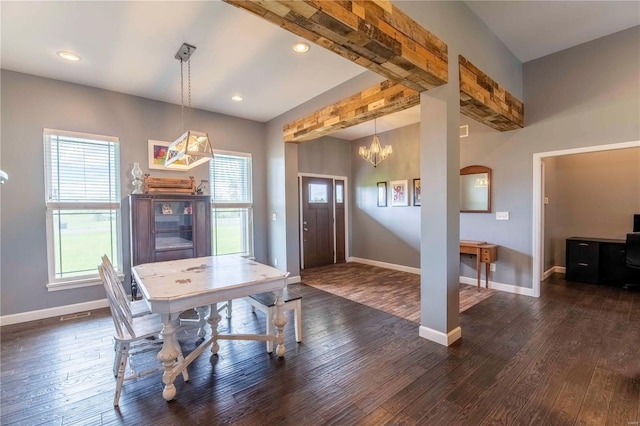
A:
[43,128,123,291]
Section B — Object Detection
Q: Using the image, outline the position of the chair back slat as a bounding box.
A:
[98,265,136,338]
[101,255,133,319]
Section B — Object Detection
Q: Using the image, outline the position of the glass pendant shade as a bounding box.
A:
[165,130,213,169]
[359,134,392,168]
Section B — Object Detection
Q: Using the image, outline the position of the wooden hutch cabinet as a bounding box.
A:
[129,194,211,296]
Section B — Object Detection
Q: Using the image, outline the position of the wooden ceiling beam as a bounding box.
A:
[283,79,419,143]
[223,0,448,92]
[459,55,524,131]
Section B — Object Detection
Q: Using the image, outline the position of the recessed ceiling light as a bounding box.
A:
[292,42,310,54]
[57,51,81,62]
[231,95,244,102]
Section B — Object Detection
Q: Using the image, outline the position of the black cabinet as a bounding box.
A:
[566,237,626,285]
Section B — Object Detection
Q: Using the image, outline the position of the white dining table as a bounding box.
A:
[131,255,289,401]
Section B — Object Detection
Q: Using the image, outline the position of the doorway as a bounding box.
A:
[299,173,348,269]
[532,140,640,297]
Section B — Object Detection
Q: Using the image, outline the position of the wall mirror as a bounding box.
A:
[460,165,491,213]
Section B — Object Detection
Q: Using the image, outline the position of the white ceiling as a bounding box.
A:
[1,1,638,141]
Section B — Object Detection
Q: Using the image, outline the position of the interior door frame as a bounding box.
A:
[298,172,349,270]
[532,139,639,298]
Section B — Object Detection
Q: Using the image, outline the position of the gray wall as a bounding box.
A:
[298,26,640,291]
[457,26,639,288]
[350,124,420,267]
[271,1,523,281]
[298,136,351,177]
[0,70,267,316]
[265,71,384,275]
[546,148,640,268]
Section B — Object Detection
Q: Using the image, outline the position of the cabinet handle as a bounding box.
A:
[578,262,589,266]
[578,243,589,246]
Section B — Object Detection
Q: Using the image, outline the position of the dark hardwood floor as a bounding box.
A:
[1,274,638,425]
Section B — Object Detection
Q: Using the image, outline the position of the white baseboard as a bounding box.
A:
[459,276,535,297]
[0,298,109,327]
[419,325,462,346]
[347,257,420,275]
[347,256,535,297]
[542,266,566,281]
[287,275,301,284]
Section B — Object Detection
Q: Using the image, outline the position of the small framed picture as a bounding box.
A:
[390,180,408,206]
[413,178,421,206]
[148,140,190,170]
[377,182,387,207]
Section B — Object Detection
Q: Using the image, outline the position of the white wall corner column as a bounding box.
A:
[419,60,461,346]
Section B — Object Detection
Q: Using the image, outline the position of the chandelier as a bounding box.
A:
[165,43,213,170]
[358,118,392,168]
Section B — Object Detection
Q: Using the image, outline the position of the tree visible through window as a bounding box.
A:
[44,129,122,285]
[209,152,253,257]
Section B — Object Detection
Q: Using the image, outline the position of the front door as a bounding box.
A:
[302,177,334,268]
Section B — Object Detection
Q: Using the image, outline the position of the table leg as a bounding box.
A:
[195,306,208,338]
[485,262,490,288]
[157,313,180,401]
[273,288,287,357]
[476,250,481,289]
[208,303,221,355]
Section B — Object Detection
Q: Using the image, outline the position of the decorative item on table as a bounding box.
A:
[377,182,387,207]
[413,178,421,206]
[196,179,208,195]
[162,203,173,215]
[164,43,213,170]
[131,162,143,194]
[143,175,196,194]
[390,180,408,206]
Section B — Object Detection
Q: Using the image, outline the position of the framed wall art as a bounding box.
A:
[413,178,421,206]
[390,180,408,206]
[377,182,387,207]
[148,140,190,170]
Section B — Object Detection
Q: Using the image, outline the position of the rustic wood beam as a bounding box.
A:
[223,0,448,92]
[459,55,524,131]
[283,79,419,143]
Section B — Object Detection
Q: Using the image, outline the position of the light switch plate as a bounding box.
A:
[272,213,277,221]
[496,211,509,220]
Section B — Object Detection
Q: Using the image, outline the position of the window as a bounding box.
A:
[44,129,121,289]
[209,151,253,257]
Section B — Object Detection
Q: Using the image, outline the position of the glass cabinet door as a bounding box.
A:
[153,200,194,250]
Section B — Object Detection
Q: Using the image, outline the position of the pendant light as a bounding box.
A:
[165,43,213,169]
[358,118,392,168]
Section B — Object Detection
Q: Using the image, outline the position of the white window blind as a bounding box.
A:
[210,151,252,205]
[209,151,253,257]
[43,129,122,287]
[45,129,120,209]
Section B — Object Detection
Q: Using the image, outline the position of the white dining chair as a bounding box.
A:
[98,265,189,406]
[101,255,150,318]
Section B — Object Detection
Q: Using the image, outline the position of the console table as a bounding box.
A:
[460,240,498,288]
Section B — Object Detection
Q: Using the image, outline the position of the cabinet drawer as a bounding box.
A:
[155,248,194,262]
[481,251,491,263]
[566,240,598,263]
[566,261,598,283]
